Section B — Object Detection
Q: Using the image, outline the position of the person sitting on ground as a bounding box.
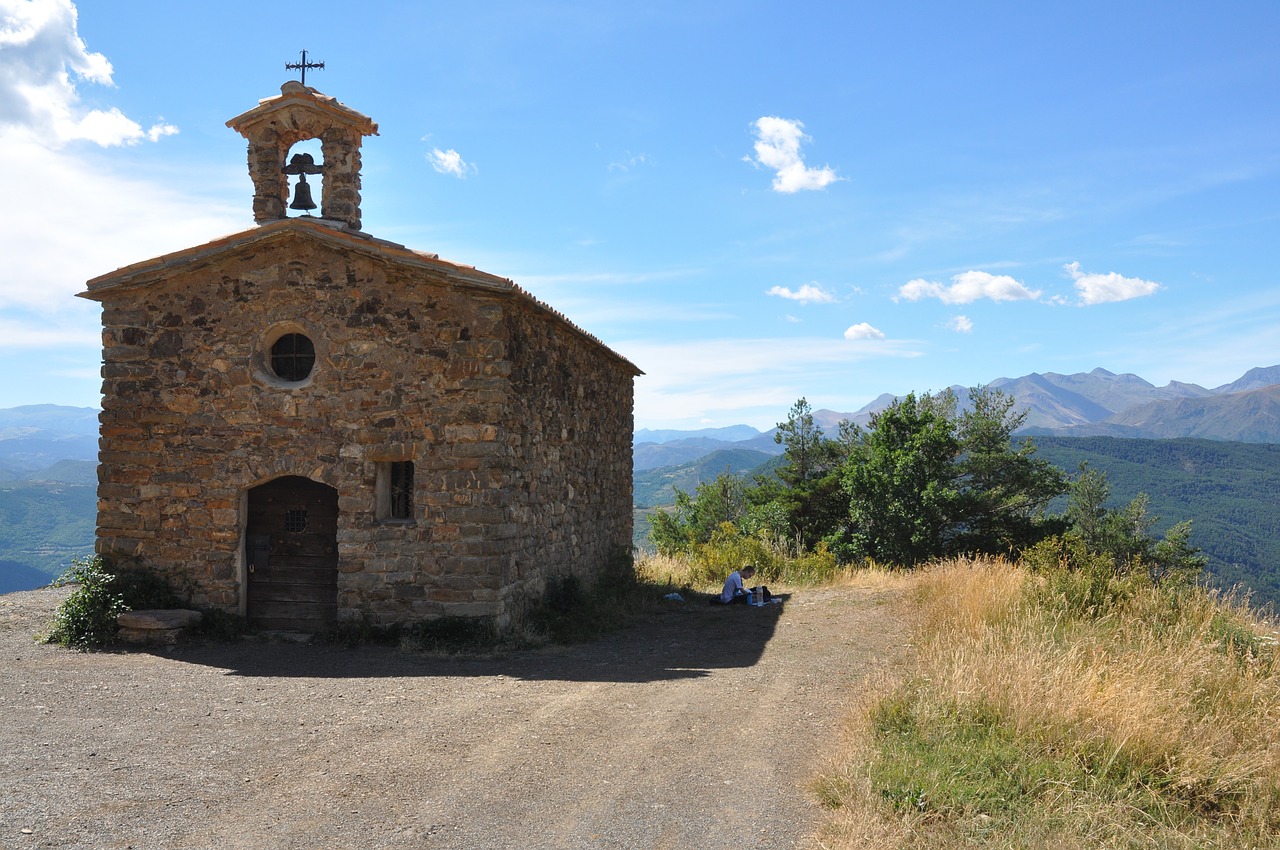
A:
[719,564,770,604]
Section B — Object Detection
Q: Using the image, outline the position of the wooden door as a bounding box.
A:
[246,476,339,631]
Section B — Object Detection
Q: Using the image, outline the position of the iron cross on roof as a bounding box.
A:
[285,50,325,86]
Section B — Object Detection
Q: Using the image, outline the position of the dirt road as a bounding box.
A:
[1,584,908,849]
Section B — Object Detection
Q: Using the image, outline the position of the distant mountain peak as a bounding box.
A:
[629,363,1280,452]
[1215,365,1280,394]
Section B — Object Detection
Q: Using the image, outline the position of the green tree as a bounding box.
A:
[1062,467,1207,587]
[842,392,961,566]
[1065,464,1110,551]
[773,397,826,488]
[839,388,1066,567]
[649,472,750,556]
[757,398,855,550]
[953,386,1068,554]
[1150,519,1208,588]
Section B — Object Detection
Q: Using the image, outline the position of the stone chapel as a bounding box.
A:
[80,81,641,632]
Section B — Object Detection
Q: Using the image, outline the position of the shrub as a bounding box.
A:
[43,556,127,649]
[43,557,190,649]
[643,524,846,590]
[114,568,183,610]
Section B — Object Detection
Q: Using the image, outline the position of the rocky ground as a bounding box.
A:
[1,584,909,850]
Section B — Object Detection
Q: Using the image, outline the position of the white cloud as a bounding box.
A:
[608,152,650,172]
[766,283,837,304]
[947,315,974,333]
[745,116,841,193]
[0,0,178,147]
[897,270,1041,304]
[0,310,99,348]
[843,322,886,341]
[0,4,241,318]
[1065,261,1161,305]
[615,335,922,428]
[0,136,245,315]
[427,147,475,178]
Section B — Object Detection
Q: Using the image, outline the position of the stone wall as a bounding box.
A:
[500,309,635,623]
[91,227,635,629]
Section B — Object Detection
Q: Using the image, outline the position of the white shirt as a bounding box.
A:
[720,570,747,603]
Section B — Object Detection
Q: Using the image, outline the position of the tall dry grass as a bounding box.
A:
[635,547,909,595]
[812,558,1280,850]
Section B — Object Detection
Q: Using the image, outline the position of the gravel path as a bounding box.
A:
[1,584,908,850]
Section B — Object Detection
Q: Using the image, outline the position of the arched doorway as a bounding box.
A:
[245,476,339,631]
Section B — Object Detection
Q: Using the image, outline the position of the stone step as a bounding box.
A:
[117,609,203,645]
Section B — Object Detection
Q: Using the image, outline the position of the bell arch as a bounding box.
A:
[226,81,378,230]
[283,139,323,217]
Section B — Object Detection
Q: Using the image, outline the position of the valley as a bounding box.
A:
[4,363,1279,602]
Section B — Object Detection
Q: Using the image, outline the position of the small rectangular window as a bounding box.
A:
[376,460,415,522]
[389,461,414,519]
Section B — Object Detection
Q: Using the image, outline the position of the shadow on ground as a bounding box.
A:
[152,597,789,684]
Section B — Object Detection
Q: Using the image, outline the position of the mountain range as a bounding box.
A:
[2,364,1279,592]
[634,365,1280,470]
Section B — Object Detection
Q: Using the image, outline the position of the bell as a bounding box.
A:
[289,173,317,212]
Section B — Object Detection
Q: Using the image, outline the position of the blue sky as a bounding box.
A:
[1,0,1277,430]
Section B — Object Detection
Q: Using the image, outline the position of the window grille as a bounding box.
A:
[389,461,414,520]
[270,333,316,382]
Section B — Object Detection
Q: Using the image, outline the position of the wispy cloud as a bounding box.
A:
[843,322,886,340]
[0,0,178,147]
[947,315,974,333]
[616,335,922,428]
[427,147,476,178]
[744,116,841,193]
[0,311,99,348]
[608,151,650,173]
[0,136,243,313]
[897,271,1041,304]
[1065,262,1161,305]
[766,283,837,304]
[0,2,242,316]
[518,268,700,287]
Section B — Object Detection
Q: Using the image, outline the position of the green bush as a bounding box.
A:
[682,523,843,587]
[1209,610,1278,671]
[43,556,127,649]
[691,523,783,585]
[43,557,190,649]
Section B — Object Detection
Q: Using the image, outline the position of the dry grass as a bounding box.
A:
[810,558,1280,850]
[635,550,914,597]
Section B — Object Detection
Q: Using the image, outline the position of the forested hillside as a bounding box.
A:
[0,474,97,589]
[634,448,776,508]
[1032,437,1280,604]
[635,432,1280,607]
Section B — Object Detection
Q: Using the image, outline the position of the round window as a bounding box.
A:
[270,333,316,382]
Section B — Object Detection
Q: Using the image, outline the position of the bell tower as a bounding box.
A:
[226,81,379,231]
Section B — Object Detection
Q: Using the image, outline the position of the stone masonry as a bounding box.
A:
[80,85,640,631]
